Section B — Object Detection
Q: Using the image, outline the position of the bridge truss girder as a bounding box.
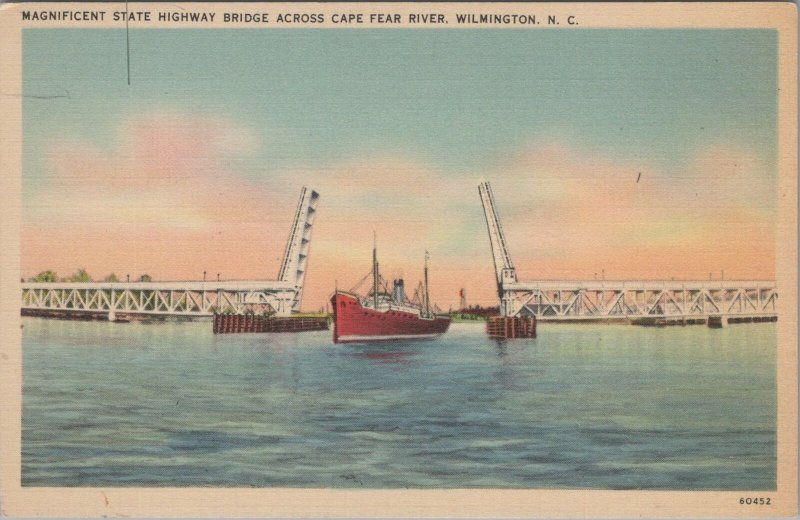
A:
[503,282,778,320]
[21,283,298,318]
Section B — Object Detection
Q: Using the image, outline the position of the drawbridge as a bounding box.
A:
[21,187,319,320]
[478,181,777,322]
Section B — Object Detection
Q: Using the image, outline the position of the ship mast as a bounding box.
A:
[373,233,379,310]
[423,250,430,317]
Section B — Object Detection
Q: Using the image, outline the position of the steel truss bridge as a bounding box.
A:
[21,187,319,320]
[478,181,777,321]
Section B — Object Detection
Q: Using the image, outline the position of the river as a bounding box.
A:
[22,318,776,489]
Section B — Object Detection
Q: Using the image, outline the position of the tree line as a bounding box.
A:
[26,269,152,283]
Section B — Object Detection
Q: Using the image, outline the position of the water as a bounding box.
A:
[22,318,776,489]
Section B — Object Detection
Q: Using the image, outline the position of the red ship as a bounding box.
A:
[331,245,451,343]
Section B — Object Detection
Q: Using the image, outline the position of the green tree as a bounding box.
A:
[139,274,152,282]
[30,270,57,282]
[102,273,120,282]
[68,268,92,283]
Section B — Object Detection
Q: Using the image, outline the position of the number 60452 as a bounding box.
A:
[740,497,771,505]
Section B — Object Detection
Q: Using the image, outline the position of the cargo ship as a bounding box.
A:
[331,245,451,343]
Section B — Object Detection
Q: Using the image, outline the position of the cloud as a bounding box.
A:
[279,139,776,307]
[471,139,775,286]
[23,113,292,283]
[22,118,776,310]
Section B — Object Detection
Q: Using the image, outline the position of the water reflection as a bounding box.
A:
[334,342,423,365]
[493,338,541,390]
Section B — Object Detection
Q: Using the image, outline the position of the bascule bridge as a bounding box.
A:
[478,181,778,323]
[21,187,319,320]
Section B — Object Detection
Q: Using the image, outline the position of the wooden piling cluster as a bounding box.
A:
[212,314,329,334]
[486,316,537,339]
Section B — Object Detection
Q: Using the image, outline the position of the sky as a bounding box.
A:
[22,28,778,310]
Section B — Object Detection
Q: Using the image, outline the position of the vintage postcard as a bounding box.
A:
[0,1,796,517]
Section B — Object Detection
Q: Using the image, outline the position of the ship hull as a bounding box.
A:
[331,292,450,343]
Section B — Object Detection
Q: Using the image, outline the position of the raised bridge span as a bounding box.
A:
[21,187,319,320]
[478,182,777,322]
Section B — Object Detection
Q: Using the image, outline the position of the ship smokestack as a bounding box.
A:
[392,279,405,303]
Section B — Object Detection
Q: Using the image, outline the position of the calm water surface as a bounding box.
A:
[22,318,776,489]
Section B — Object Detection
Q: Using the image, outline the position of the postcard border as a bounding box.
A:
[0,2,796,517]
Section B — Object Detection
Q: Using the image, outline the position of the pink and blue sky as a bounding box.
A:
[22,29,777,310]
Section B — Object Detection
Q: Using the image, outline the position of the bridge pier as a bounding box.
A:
[708,316,729,328]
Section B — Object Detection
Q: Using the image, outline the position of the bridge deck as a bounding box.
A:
[501,280,778,320]
[21,280,299,318]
